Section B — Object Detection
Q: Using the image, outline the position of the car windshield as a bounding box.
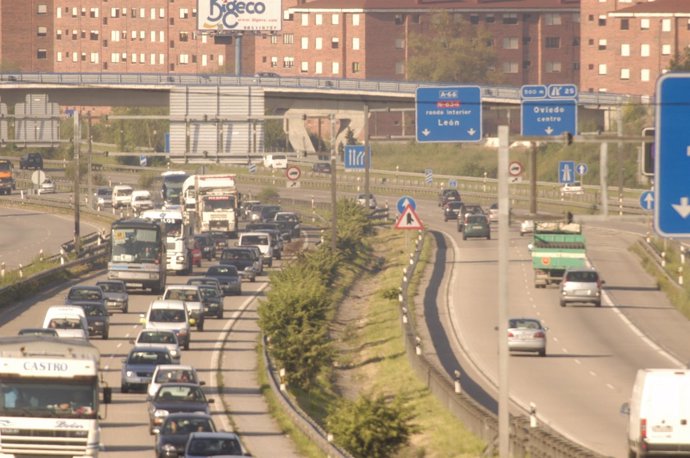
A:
[187,437,243,455]
[138,331,176,344]
[98,282,125,293]
[81,304,106,317]
[48,318,82,330]
[566,271,598,282]
[128,350,171,365]
[241,235,267,245]
[222,250,250,261]
[199,287,220,299]
[155,369,197,384]
[207,266,237,276]
[149,309,186,323]
[163,417,214,435]
[68,289,102,301]
[155,385,204,402]
[165,290,199,302]
[509,319,542,330]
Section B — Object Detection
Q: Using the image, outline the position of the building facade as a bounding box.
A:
[581,0,690,98]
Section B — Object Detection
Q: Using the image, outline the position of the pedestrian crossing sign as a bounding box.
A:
[395,205,424,230]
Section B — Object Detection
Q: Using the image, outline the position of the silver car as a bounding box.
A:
[133,329,181,363]
[96,280,129,313]
[559,267,604,307]
[506,318,547,357]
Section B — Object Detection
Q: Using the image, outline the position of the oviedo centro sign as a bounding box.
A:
[197,0,282,32]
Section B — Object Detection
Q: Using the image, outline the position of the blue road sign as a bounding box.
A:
[415,86,482,143]
[521,85,547,99]
[448,179,458,188]
[640,191,654,211]
[548,84,578,99]
[521,99,577,137]
[655,74,690,236]
[397,196,417,214]
[577,163,588,176]
[344,145,370,170]
[139,155,147,167]
[559,161,576,184]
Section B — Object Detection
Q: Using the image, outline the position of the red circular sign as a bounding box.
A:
[286,166,301,181]
[509,161,523,177]
[541,257,551,266]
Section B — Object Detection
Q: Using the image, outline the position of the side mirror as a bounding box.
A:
[199,381,206,386]
[139,314,146,325]
[208,398,215,404]
[527,243,534,252]
[152,427,161,435]
[102,387,112,404]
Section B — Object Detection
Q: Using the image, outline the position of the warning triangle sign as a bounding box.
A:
[395,205,424,230]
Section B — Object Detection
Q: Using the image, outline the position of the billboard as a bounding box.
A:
[198,0,282,32]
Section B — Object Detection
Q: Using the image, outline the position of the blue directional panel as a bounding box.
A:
[415,86,482,143]
[655,74,690,237]
[521,84,578,137]
[559,161,576,184]
[344,145,370,170]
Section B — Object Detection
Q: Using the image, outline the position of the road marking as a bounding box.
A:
[574,359,581,365]
[589,371,597,377]
[606,383,615,390]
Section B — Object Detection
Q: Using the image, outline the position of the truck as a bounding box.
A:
[621,368,690,457]
[141,208,196,275]
[531,221,586,288]
[0,160,14,195]
[0,335,111,456]
[193,174,240,238]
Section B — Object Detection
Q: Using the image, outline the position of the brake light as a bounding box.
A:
[640,418,647,440]
[597,279,602,289]
[534,331,545,338]
[507,331,514,338]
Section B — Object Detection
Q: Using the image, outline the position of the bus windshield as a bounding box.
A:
[162,173,189,205]
[0,380,97,419]
[111,228,160,263]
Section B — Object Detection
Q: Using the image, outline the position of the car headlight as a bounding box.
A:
[126,370,134,377]
[176,256,185,262]
[162,444,177,452]
[177,329,187,336]
[170,350,179,358]
[154,409,169,418]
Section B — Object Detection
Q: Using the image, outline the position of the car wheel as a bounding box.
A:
[595,301,601,307]
[268,260,273,267]
[462,234,467,240]
[560,300,566,307]
[251,276,256,283]
[487,233,491,240]
[539,349,546,357]
[102,331,109,340]
[122,305,128,313]
[217,310,223,319]
[184,341,190,350]
[121,383,129,393]
[197,322,204,331]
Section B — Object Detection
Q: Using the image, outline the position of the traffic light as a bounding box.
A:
[642,127,655,176]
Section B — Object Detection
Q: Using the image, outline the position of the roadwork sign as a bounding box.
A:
[395,205,424,230]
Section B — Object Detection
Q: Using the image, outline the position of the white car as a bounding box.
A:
[488,203,499,223]
[560,181,584,195]
[147,364,203,398]
[133,329,181,364]
[130,190,154,212]
[356,193,377,209]
[520,220,534,236]
[38,178,55,194]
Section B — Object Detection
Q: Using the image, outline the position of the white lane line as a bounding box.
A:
[589,371,597,377]
[606,383,615,391]
[574,359,581,365]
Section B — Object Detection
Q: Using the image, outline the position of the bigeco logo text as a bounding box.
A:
[206,0,267,29]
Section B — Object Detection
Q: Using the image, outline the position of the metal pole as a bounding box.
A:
[364,104,370,209]
[73,112,81,255]
[330,114,337,251]
[529,141,537,215]
[87,111,93,209]
[497,125,510,457]
[234,34,242,76]
[600,142,608,216]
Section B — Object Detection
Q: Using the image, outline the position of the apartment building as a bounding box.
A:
[581,0,690,97]
[0,0,241,74]
[254,0,581,87]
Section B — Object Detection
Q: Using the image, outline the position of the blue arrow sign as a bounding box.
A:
[577,163,588,176]
[344,145,370,170]
[448,179,458,188]
[397,196,417,214]
[521,99,577,137]
[548,84,578,99]
[415,86,482,143]
[640,191,654,211]
[559,161,576,184]
[655,74,690,236]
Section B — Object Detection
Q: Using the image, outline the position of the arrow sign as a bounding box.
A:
[415,86,482,143]
[395,205,424,230]
[577,163,588,176]
[672,197,690,218]
[397,196,417,214]
[640,190,654,211]
[559,161,575,184]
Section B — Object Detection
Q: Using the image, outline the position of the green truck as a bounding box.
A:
[532,221,586,288]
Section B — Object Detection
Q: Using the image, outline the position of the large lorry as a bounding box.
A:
[192,174,240,238]
[531,221,586,288]
[141,208,196,275]
[0,160,15,195]
[0,335,111,456]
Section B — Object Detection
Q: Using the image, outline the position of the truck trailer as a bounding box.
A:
[532,221,586,288]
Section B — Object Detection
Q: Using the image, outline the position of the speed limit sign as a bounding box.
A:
[509,161,523,177]
[286,166,301,181]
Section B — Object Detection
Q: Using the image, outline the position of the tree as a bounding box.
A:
[326,393,416,458]
[669,48,690,71]
[407,11,501,84]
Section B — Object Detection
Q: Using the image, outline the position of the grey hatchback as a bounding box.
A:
[559,267,604,307]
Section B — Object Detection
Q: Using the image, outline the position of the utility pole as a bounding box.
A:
[330,114,337,251]
[73,111,81,255]
[363,104,370,209]
[529,142,538,215]
[87,111,93,209]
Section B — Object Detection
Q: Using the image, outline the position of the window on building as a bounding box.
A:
[56,51,62,62]
[121,8,127,16]
[331,37,339,49]
[395,38,404,49]
[315,37,323,50]
[598,63,607,75]
[81,30,86,39]
[332,62,339,74]
[37,27,48,37]
[159,31,165,42]
[485,15,495,23]
[140,8,145,18]
[169,40,175,48]
[352,37,360,50]
[139,31,145,40]
[662,44,672,55]
[103,39,108,47]
[111,8,119,18]
[502,37,518,50]
[159,8,165,18]
[81,52,86,61]
[37,4,48,14]
[57,8,61,18]
[588,64,594,70]
[159,54,165,65]
[621,44,630,56]
[546,37,561,48]
[640,18,650,30]
[111,53,120,63]
[284,56,294,68]
[180,32,188,42]
[132,53,137,63]
[573,37,580,46]
[621,19,629,30]
[641,68,650,81]
[180,8,189,19]
[502,13,518,24]
[395,62,404,75]
[315,14,322,25]
[588,39,594,46]
[150,8,156,20]
[301,37,308,49]
[598,15,606,26]
[641,44,650,57]
[662,19,671,32]
[620,68,630,80]
[91,52,99,63]
[300,61,308,73]
[131,8,137,18]
[271,56,278,67]
[352,14,360,26]
[545,62,562,73]
[270,35,278,44]
[150,54,155,65]
[597,39,606,50]
[544,13,562,26]
[72,30,78,39]
[56,30,62,40]
[352,62,361,73]
[179,54,189,64]
[139,53,144,63]
[201,54,207,66]
[301,14,309,26]
[315,61,323,74]
[470,15,479,25]
[523,60,531,69]
[394,14,404,25]
[523,36,531,45]
[283,33,294,44]
[72,52,78,62]
[111,30,120,42]
[588,15,594,22]
[283,11,293,21]
[486,39,494,47]
[130,30,136,40]
[502,62,518,73]
[332,13,339,25]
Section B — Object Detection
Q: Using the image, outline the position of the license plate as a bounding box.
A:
[576,290,591,295]
[652,424,673,433]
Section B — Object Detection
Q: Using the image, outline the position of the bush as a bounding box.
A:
[258,187,280,203]
[326,393,416,458]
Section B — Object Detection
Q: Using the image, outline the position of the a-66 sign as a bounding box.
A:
[197,0,282,32]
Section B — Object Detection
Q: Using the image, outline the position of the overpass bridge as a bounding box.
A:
[0,73,641,163]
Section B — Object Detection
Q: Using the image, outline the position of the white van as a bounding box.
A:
[263,154,288,169]
[42,305,89,340]
[621,368,690,457]
[112,185,134,209]
[238,232,274,267]
[130,189,153,212]
[141,300,192,350]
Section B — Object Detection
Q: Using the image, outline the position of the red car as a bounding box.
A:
[191,241,202,268]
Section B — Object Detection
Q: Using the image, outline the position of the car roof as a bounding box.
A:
[150,299,187,309]
[155,364,196,371]
[165,284,201,290]
[130,345,171,354]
